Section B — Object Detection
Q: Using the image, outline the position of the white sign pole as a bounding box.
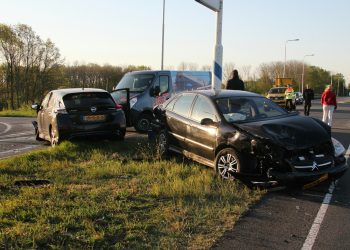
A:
[195,0,223,91]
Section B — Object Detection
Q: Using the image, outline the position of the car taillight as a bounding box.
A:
[116,104,123,110]
[56,109,68,114]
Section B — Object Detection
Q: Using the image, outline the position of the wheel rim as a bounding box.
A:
[138,118,150,132]
[217,153,238,179]
[50,128,59,147]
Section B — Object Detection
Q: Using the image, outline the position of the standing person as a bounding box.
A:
[321,85,337,127]
[226,69,245,90]
[284,84,294,111]
[303,84,314,116]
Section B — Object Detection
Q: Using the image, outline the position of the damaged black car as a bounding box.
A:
[152,90,348,185]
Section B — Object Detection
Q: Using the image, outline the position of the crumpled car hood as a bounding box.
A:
[237,115,331,150]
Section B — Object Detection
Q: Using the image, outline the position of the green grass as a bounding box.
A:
[0,106,36,117]
[0,138,264,249]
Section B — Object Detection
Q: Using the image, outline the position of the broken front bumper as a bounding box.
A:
[269,158,349,184]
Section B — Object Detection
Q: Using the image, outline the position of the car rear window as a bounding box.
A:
[63,92,115,109]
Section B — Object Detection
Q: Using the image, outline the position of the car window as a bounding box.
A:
[172,94,195,117]
[191,95,217,122]
[47,93,55,108]
[165,96,177,111]
[41,92,51,109]
[269,88,286,94]
[159,75,169,93]
[117,74,154,92]
[63,92,115,109]
[216,96,287,123]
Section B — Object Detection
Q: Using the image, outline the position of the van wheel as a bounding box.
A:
[50,126,60,147]
[215,148,240,180]
[135,114,152,133]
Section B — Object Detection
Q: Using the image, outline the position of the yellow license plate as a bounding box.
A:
[83,115,106,122]
[303,173,329,190]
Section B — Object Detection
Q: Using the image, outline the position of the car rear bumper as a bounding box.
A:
[57,111,126,140]
[270,158,349,184]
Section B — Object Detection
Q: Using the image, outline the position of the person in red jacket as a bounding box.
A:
[321,85,337,127]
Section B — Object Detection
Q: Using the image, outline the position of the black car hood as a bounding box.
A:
[237,115,331,150]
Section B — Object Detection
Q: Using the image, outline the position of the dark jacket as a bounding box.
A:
[226,78,245,90]
[303,88,314,103]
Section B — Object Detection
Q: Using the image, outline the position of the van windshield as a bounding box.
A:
[116,74,155,92]
[269,87,286,94]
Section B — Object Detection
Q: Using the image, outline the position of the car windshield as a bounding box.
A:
[63,92,115,109]
[215,96,287,123]
[116,74,155,92]
[269,88,286,94]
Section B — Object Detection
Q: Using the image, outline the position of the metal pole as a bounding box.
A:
[337,78,340,96]
[161,0,165,70]
[301,54,314,94]
[212,0,223,90]
[283,41,287,78]
[283,39,299,78]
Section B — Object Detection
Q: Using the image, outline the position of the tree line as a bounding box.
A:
[0,23,149,109]
[0,23,347,110]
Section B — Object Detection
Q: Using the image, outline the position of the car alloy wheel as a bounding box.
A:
[215,148,240,180]
[50,126,60,147]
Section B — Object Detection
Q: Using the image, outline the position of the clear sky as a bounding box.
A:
[1,0,349,83]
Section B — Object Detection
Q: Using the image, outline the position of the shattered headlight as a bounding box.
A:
[332,137,345,157]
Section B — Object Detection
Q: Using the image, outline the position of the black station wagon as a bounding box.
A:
[32,88,126,146]
[152,90,348,184]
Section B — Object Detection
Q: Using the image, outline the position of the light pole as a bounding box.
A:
[283,38,300,78]
[161,0,165,70]
[301,54,314,93]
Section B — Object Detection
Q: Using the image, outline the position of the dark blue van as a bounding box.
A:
[111,70,211,132]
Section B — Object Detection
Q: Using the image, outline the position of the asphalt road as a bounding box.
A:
[213,98,350,250]
[0,117,42,159]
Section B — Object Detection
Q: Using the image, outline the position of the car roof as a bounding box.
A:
[51,88,109,98]
[179,89,263,99]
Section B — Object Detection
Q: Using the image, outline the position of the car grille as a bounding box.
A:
[285,142,334,173]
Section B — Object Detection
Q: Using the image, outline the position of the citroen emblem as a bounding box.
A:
[90,106,97,113]
[311,161,319,171]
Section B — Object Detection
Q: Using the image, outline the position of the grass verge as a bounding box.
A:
[0,138,264,249]
[0,106,36,117]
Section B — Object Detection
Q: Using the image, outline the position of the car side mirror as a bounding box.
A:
[200,118,217,127]
[150,86,161,97]
[31,103,40,113]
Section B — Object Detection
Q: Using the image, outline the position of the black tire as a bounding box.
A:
[157,130,169,159]
[50,125,60,147]
[111,128,126,141]
[215,148,241,180]
[134,113,152,133]
[35,128,44,141]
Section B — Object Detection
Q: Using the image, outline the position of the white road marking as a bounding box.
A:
[0,122,12,135]
[301,144,349,250]
[301,180,338,250]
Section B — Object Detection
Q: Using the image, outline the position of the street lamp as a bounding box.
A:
[161,0,165,70]
[283,38,300,78]
[301,54,314,93]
